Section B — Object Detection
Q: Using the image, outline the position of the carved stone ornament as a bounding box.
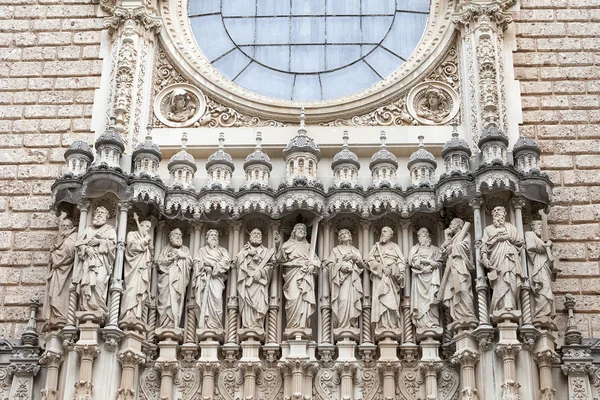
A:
[153,84,207,128]
[407,81,459,125]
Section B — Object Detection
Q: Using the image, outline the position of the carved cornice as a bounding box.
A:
[104,6,162,35]
[452,2,513,31]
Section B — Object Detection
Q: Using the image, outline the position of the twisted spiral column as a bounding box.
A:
[402,298,415,343]
[360,221,373,344]
[470,198,492,327]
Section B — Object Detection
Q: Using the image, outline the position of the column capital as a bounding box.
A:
[155,360,179,376]
[360,220,371,231]
[452,2,513,31]
[39,351,64,369]
[104,6,162,35]
[496,343,522,360]
[398,219,411,231]
[191,221,204,232]
[231,220,243,232]
[117,350,146,368]
[510,196,526,210]
[469,197,484,210]
[74,344,100,361]
[117,201,132,212]
[534,349,560,368]
[451,348,480,368]
[77,200,91,212]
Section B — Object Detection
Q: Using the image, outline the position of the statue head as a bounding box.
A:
[492,206,507,227]
[417,227,432,246]
[139,220,151,235]
[206,229,219,249]
[59,218,74,236]
[531,220,543,238]
[424,86,444,111]
[448,218,465,236]
[92,206,110,227]
[380,226,393,244]
[291,223,307,242]
[171,89,190,113]
[249,228,262,246]
[338,229,352,245]
[169,228,183,247]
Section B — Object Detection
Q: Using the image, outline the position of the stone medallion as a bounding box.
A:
[154,83,207,127]
[407,82,459,125]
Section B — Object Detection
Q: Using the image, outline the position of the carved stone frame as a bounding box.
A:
[158,0,457,122]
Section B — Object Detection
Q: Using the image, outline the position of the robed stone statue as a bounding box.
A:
[120,217,153,324]
[43,213,77,330]
[367,226,406,337]
[274,223,320,333]
[156,228,192,329]
[438,218,477,328]
[481,206,524,320]
[409,227,443,335]
[235,228,275,332]
[525,220,556,328]
[323,229,364,336]
[196,229,231,331]
[75,206,116,317]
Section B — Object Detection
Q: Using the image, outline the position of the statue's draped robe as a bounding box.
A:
[157,244,192,329]
[481,223,523,314]
[439,232,477,324]
[236,244,274,330]
[196,245,230,330]
[43,231,77,326]
[525,231,555,322]
[326,245,363,330]
[367,242,405,331]
[276,239,320,329]
[409,244,442,330]
[121,231,152,320]
[76,224,117,314]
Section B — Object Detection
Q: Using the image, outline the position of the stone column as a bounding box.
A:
[336,362,357,400]
[378,362,400,400]
[223,220,243,359]
[103,4,162,151]
[146,220,165,348]
[534,345,559,400]
[116,348,145,400]
[105,201,131,350]
[7,363,40,400]
[74,343,100,399]
[182,222,202,360]
[199,363,220,400]
[156,361,178,400]
[511,197,535,328]
[320,221,332,344]
[359,221,376,362]
[419,337,443,400]
[496,343,522,400]
[399,219,417,364]
[241,362,261,400]
[451,331,480,400]
[264,221,282,364]
[40,349,63,400]
[453,0,513,144]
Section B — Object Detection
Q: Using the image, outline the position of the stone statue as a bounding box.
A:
[195,229,231,331]
[366,226,406,337]
[274,223,320,333]
[481,206,524,320]
[417,85,450,123]
[167,89,196,122]
[409,227,443,335]
[156,228,193,329]
[43,212,77,330]
[75,206,117,317]
[438,218,477,328]
[323,229,364,336]
[525,220,556,328]
[120,216,153,324]
[235,228,275,332]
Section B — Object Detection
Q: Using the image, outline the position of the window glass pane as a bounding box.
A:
[213,48,252,79]
[292,74,322,101]
[255,46,290,71]
[399,0,430,13]
[291,17,325,44]
[256,17,289,44]
[326,45,360,70]
[290,45,325,73]
[321,61,380,99]
[326,0,360,15]
[292,0,325,15]
[235,63,294,99]
[223,18,255,46]
[222,0,256,16]
[189,0,220,16]
[326,17,360,43]
[362,16,393,43]
[362,0,395,14]
[365,46,403,78]
[190,15,235,62]
[381,12,427,59]
[257,0,288,16]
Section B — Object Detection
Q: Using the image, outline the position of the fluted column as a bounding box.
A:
[105,201,131,349]
[116,350,145,400]
[336,362,357,400]
[200,363,220,400]
[156,361,178,400]
[378,362,400,400]
[496,344,522,399]
[241,362,261,399]
[73,344,100,399]
[40,350,63,400]
[534,349,559,400]
[451,336,480,400]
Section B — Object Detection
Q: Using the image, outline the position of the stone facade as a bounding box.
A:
[0,0,598,399]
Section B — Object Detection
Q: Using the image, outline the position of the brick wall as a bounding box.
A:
[0,0,102,337]
[513,0,600,338]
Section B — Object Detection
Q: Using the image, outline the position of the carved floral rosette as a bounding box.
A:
[153,83,207,127]
[407,81,459,125]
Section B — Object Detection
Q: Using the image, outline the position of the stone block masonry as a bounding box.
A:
[0,0,102,337]
[514,0,600,337]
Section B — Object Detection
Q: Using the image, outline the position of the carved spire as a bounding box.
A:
[298,107,307,136]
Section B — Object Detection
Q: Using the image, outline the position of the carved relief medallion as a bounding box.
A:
[154,84,207,127]
[407,82,459,125]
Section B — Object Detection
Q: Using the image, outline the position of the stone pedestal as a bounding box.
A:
[336,337,357,400]
[73,312,102,400]
[155,328,182,400]
[40,332,64,400]
[451,330,480,400]
[116,331,146,400]
[533,331,559,400]
[496,321,522,400]
[378,337,400,400]
[419,336,443,400]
